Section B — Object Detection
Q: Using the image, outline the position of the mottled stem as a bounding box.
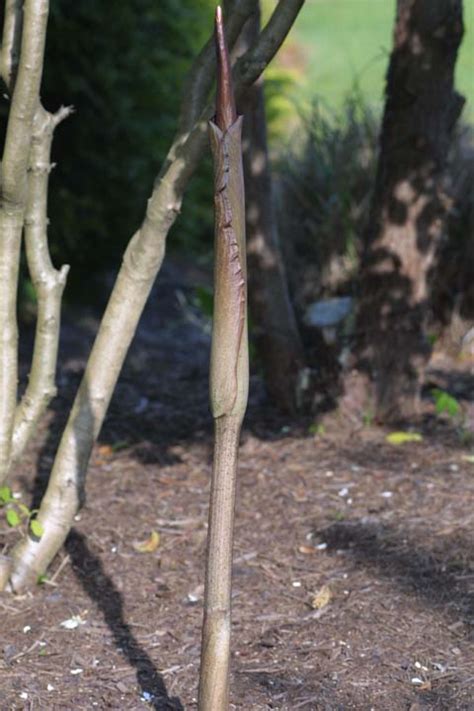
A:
[198,8,248,710]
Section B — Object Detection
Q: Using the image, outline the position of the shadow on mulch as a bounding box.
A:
[65,529,184,711]
[320,520,474,629]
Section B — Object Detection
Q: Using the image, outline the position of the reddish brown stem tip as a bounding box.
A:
[215,5,237,132]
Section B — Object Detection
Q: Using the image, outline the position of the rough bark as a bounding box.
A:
[199,12,248,707]
[0,0,50,484]
[239,4,306,413]
[355,0,465,422]
[4,0,305,592]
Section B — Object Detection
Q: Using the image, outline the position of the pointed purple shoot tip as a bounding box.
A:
[215,4,237,132]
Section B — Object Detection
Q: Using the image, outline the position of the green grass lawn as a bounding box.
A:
[272,0,474,121]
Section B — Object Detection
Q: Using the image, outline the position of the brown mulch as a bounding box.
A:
[1,259,474,710]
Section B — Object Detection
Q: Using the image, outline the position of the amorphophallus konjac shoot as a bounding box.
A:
[198,6,249,710]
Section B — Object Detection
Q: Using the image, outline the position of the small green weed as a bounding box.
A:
[308,422,326,436]
[431,388,461,418]
[0,486,44,539]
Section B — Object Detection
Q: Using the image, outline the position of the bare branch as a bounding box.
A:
[11,104,71,464]
[1,0,24,91]
[234,0,305,91]
[2,0,49,204]
[0,0,50,485]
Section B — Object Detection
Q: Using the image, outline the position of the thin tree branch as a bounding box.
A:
[2,0,48,204]
[234,0,305,90]
[11,104,71,465]
[1,0,24,91]
[0,0,50,486]
[6,0,305,591]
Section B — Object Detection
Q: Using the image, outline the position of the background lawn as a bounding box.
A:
[267,0,474,121]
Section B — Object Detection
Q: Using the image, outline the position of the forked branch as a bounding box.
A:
[12,104,71,465]
[0,0,50,485]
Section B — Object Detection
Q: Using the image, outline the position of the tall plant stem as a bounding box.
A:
[198,8,248,709]
[199,415,242,710]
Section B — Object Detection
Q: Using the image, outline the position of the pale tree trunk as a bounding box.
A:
[0,0,49,483]
[238,3,306,413]
[0,0,70,485]
[12,105,71,465]
[355,0,465,422]
[3,0,305,592]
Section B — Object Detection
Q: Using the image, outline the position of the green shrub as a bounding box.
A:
[275,94,378,309]
[1,1,215,301]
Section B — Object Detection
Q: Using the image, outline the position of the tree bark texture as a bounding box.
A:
[239,4,306,413]
[4,0,305,592]
[355,0,465,422]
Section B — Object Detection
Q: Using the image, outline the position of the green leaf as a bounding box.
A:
[30,519,44,538]
[0,486,12,504]
[431,388,460,417]
[6,509,20,527]
[386,431,423,446]
[18,503,31,518]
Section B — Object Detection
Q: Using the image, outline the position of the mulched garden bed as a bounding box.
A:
[1,259,473,710]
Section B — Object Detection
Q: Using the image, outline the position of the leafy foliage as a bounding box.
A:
[431,389,461,418]
[0,486,44,538]
[275,94,378,309]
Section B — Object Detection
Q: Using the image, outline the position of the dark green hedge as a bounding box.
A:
[2,1,215,299]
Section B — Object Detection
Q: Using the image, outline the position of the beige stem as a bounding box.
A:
[199,415,242,710]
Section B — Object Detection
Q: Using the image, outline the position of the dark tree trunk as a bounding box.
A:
[355,0,465,421]
[237,4,307,412]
